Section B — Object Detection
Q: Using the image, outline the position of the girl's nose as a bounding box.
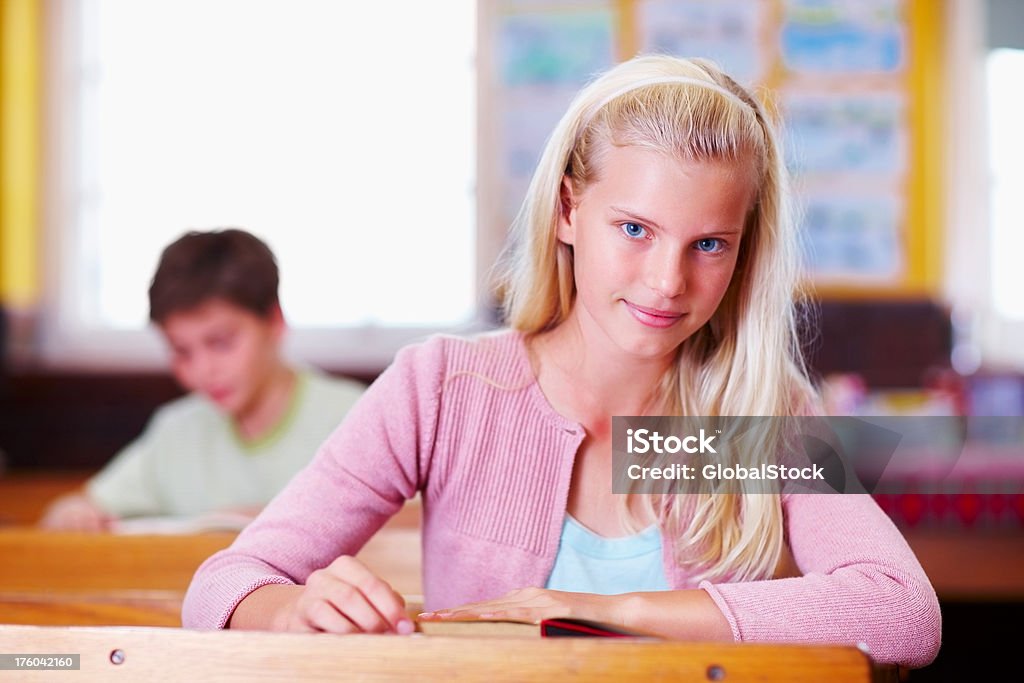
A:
[646,247,687,299]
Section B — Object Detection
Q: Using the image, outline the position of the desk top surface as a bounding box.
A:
[0,624,890,683]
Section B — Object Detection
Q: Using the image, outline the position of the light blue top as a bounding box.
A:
[544,514,671,594]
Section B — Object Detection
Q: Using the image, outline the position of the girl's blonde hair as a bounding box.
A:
[495,55,818,583]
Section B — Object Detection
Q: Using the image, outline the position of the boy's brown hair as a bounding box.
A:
[148,229,279,323]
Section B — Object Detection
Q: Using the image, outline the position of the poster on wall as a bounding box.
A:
[779,0,906,76]
[637,0,768,85]
[492,0,913,289]
[777,0,908,286]
[496,2,615,221]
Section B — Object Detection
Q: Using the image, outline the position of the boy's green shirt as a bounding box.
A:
[87,370,364,517]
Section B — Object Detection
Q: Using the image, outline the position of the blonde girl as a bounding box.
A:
[184,56,940,669]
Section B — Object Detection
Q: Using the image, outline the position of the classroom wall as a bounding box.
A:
[0,0,41,374]
[0,0,41,312]
[1,0,953,374]
[0,2,1012,394]
[0,0,991,464]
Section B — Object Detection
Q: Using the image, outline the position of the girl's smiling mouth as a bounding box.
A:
[624,300,685,328]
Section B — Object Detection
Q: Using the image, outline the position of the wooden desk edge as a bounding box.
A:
[0,624,888,682]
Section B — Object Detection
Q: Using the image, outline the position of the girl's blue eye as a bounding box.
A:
[696,238,723,253]
[621,222,647,239]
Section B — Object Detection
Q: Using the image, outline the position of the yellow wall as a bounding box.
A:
[0,0,41,310]
[904,0,945,297]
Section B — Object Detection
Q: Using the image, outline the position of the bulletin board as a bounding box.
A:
[479,0,944,299]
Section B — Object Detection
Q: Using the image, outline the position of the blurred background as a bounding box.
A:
[0,1,1021,679]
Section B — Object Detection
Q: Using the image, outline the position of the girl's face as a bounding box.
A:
[557,144,754,363]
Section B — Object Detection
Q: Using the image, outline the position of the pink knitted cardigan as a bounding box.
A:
[182,330,941,668]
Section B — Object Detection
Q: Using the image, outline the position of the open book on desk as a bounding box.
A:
[415,617,660,639]
[110,511,253,535]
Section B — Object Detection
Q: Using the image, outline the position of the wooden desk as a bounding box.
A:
[0,592,184,627]
[0,624,894,682]
[0,530,234,627]
[0,516,421,627]
[0,471,90,526]
[0,530,236,593]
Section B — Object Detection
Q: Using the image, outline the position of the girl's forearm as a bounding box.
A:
[226,584,302,630]
[612,589,733,641]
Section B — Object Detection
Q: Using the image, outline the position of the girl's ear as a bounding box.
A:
[556,175,578,245]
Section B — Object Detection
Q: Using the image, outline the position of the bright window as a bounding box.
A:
[988,48,1024,320]
[44,0,477,368]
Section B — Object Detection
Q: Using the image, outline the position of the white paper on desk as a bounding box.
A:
[110,511,254,535]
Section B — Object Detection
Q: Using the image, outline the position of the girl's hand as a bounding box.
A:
[265,555,414,635]
[419,587,622,625]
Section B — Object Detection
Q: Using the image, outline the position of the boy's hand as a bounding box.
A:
[240,556,413,634]
[217,505,262,518]
[38,493,112,532]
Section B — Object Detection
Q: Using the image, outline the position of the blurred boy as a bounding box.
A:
[40,229,364,531]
